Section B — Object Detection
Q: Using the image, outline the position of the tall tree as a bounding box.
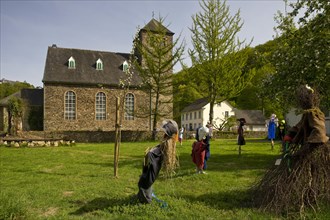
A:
[173,66,203,125]
[234,40,286,118]
[133,17,185,139]
[189,0,254,124]
[270,0,330,110]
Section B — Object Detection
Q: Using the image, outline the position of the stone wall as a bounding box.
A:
[21,130,268,143]
[21,130,155,142]
[184,130,268,140]
[43,84,151,132]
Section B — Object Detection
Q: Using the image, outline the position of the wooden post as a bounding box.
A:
[114,97,121,177]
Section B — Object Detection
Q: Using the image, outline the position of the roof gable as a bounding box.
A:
[141,18,174,36]
[181,98,209,112]
[234,109,266,125]
[182,98,235,113]
[0,89,43,107]
[0,91,20,106]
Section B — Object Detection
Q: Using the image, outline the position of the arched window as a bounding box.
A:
[96,58,103,70]
[124,93,134,120]
[95,92,106,120]
[123,60,129,72]
[64,91,76,120]
[68,56,76,69]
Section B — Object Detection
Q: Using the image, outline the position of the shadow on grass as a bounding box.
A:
[178,152,278,172]
[181,188,254,210]
[70,195,139,216]
[69,191,254,217]
[82,155,146,168]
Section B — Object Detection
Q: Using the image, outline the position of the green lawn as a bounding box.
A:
[0,138,329,219]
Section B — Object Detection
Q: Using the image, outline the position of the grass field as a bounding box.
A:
[1,138,329,219]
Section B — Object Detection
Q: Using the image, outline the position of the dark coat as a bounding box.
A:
[137,146,163,203]
[237,124,245,145]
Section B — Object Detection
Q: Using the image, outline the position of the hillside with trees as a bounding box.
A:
[174,0,329,124]
[0,80,34,99]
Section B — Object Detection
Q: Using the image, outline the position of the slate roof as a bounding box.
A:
[141,18,174,36]
[234,109,266,125]
[42,46,142,87]
[0,89,43,107]
[181,98,209,112]
[181,98,236,113]
[0,91,20,107]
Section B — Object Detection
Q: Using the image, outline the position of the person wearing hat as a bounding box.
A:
[137,119,179,204]
[191,126,209,174]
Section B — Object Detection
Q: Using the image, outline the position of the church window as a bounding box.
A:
[124,93,134,120]
[64,91,76,120]
[95,92,106,120]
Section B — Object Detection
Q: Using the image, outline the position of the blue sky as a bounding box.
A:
[1,0,287,87]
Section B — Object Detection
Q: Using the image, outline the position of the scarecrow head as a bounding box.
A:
[197,126,209,141]
[238,118,246,126]
[296,84,320,110]
[161,119,178,139]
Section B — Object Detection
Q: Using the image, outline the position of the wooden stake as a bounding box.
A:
[114,97,121,177]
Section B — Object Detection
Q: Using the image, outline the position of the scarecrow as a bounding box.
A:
[267,114,277,150]
[237,118,246,156]
[252,85,330,216]
[278,119,287,141]
[137,119,179,205]
[192,126,209,174]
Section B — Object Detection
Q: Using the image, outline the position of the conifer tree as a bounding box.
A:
[189,0,254,124]
[133,17,184,139]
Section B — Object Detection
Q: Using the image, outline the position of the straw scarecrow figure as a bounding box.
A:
[137,119,179,204]
[252,85,330,216]
[192,126,210,174]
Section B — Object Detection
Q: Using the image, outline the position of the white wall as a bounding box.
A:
[325,117,330,136]
[181,101,235,131]
[212,101,235,127]
[285,108,302,128]
[244,124,267,132]
[286,108,330,136]
[181,109,203,131]
[326,110,330,136]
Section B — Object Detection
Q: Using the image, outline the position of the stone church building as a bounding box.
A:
[42,18,174,132]
[42,45,148,132]
[0,19,175,137]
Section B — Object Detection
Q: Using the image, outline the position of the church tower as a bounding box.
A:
[133,18,176,135]
[134,18,175,72]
